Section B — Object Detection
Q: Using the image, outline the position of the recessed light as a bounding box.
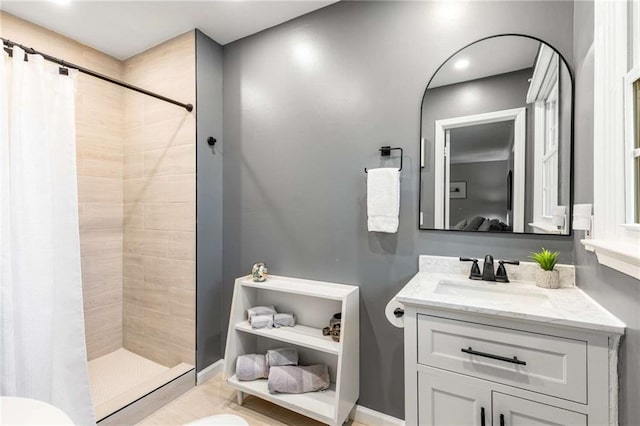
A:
[454,58,469,70]
[50,0,71,6]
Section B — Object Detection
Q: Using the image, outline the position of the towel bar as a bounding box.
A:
[364,146,403,173]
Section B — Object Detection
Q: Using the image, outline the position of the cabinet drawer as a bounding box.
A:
[417,315,587,403]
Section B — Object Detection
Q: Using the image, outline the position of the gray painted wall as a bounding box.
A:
[222,1,576,418]
[450,160,509,225]
[196,30,224,372]
[571,3,640,424]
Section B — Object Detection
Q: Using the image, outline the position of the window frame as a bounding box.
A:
[584,0,640,279]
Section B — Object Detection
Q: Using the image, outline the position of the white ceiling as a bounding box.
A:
[0,0,338,60]
[450,121,514,164]
[429,36,540,88]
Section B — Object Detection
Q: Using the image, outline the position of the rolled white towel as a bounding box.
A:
[267,365,330,394]
[236,354,268,381]
[266,348,298,367]
[247,305,276,320]
[273,313,295,328]
[250,314,273,329]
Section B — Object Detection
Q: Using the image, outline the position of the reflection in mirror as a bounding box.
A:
[419,35,573,235]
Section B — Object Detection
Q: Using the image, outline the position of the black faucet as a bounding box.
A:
[482,255,496,281]
[462,255,520,282]
[495,259,521,282]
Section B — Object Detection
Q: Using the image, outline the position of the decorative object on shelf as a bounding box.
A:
[322,313,341,342]
[251,262,268,282]
[530,248,560,289]
[236,354,268,381]
[267,364,330,394]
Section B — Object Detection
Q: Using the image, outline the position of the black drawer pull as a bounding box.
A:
[481,407,486,426]
[500,413,505,426]
[461,346,526,366]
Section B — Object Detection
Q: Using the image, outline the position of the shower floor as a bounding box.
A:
[88,348,193,421]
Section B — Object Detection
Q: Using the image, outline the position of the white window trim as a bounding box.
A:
[528,46,562,232]
[583,0,640,280]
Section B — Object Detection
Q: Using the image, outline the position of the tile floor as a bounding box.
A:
[137,374,364,426]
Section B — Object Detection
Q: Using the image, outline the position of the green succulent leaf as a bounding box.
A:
[529,248,560,271]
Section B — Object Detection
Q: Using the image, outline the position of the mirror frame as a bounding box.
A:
[418,33,575,236]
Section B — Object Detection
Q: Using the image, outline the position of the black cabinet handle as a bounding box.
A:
[481,407,485,426]
[461,347,526,366]
[500,413,505,426]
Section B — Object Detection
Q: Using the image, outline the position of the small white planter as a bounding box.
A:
[535,269,560,289]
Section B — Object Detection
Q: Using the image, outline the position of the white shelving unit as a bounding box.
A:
[224,275,359,426]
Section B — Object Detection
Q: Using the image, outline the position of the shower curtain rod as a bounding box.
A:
[2,37,193,112]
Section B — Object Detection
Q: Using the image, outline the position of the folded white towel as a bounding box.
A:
[367,168,400,233]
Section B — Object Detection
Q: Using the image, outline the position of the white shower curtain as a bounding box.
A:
[0,47,95,425]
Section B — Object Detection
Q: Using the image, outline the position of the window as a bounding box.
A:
[625,67,640,224]
[527,45,561,232]
[543,80,559,218]
[586,0,640,280]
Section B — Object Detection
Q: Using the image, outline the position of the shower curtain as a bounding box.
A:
[0,47,95,425]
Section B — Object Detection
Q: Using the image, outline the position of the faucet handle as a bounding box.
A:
[496,260,520,283]
[460,257,482,280]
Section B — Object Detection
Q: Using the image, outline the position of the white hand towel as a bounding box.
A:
[367,168,400,233]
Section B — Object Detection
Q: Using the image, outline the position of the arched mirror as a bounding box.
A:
[419,35,573,235]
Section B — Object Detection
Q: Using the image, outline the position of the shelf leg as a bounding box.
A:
[236,391,244,406]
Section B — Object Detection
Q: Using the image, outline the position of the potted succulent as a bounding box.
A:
[530,248,560,289]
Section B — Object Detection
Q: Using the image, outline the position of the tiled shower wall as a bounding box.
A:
[0,12,125,360]
[122,32,196,367]
[1,13,196,366]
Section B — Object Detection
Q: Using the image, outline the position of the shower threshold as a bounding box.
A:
[88,348,193,421]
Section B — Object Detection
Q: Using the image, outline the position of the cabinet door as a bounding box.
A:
[492,393,587,426]
[418,369,491,426]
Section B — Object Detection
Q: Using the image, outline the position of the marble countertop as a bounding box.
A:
[395,271,626,335]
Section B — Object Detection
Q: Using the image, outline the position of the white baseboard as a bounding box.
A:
[196,359,225,385]
[349,404,405,426]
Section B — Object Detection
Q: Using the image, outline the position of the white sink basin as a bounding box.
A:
[434,279,550,306]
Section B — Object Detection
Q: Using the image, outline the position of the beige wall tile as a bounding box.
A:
[78,176,123,203]
[168,287,195,320]
[124,278,168,313]
[80,229,123,257]
[123,254,144,280]
[85,302,122,339]
[143,257,195,289]
[82,254,122,283]
[143,144,195,177]
[144,203,195,231]
[168,231,196,261]
[124,203,144,229]
[166,175,196,203]
[124,176,169,204]
[80,203,123,230]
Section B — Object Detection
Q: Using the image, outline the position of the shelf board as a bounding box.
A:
[239,275,356,301]
[227,375,336,424]
[235,321,340,355]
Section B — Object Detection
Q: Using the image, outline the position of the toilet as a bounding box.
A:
[0,397,74,425]
[184,414,249,426]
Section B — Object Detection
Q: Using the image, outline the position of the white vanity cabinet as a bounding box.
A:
[404,307,618,426]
